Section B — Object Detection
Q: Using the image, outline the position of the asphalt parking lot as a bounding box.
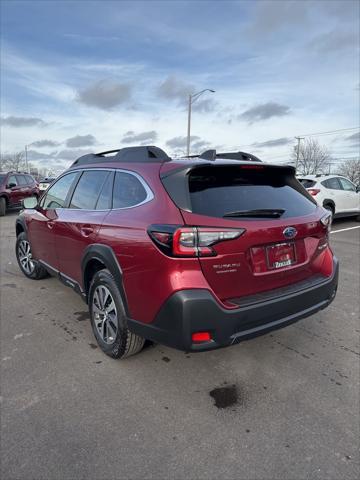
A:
[1,212,359,480]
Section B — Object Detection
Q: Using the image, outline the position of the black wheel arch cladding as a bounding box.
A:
[81,244,129,315]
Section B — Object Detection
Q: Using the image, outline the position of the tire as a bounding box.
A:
[89,269,145,359]
[16,232,48,279]
[0,197,6,216]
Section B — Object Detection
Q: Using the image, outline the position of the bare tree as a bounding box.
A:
[337,159,360,185]
[0,151,29,172]
[291,138,331,175]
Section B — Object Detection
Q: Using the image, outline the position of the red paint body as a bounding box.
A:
[0,172,39,210]
[22,159,335,329]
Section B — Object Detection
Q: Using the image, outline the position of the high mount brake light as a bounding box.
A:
[308,188,320,196]
[240,165,264,170]
[148,226,245,257]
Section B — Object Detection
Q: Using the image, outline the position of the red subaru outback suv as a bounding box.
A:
[0,171,39,216]
[15,146,338,359]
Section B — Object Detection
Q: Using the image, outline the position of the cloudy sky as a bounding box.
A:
[1,0,359,172]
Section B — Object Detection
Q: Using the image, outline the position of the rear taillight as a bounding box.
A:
[308,188,320,196]
[148,225,245,257]
[320,212,332,231]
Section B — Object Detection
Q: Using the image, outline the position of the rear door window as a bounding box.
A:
[16,175,28,186]
[26,175,35,185]
[188,166,317,219]
[95,172,114,210]
[322,178,342,190]
[112,171,148,208]
[70,170,109,210]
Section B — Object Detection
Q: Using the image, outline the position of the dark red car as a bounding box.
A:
[0,171,39,216]
[15,146,338,359]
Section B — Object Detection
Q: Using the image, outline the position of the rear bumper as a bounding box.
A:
[128,257,339,352]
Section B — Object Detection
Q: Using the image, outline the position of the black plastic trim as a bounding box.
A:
[81,244,129,313]
[128,258,339,352]
[15,215,28,235]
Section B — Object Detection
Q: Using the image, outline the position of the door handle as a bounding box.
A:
[47,221,55,229]
[80,225,94,237]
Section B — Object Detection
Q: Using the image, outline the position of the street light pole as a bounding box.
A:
[186,89,215,157]
[186,94,192,158]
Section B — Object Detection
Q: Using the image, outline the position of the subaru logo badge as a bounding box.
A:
[283,227,297,239]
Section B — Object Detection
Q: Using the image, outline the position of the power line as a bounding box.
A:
[298,127,359,137]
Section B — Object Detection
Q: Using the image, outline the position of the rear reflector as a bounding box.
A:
[192,332,211,343]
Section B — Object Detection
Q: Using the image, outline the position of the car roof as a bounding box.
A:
[68,145,294,174]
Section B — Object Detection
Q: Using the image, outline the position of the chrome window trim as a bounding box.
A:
[64,167,154,211]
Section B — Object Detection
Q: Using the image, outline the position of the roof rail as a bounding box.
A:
[189,149,262,162]
[71,146,171,167]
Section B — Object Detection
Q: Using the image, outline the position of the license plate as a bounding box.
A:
[266,242,296,269]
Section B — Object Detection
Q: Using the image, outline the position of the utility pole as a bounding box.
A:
[25,145,29,173]
[295,136,304,171]
[186,94,192,157]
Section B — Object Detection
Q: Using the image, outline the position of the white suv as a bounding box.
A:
[298,175,359,220]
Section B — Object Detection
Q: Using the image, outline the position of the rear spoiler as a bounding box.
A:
[188,149,262,162]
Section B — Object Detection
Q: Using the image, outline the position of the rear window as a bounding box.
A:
[188,166,317,219]
[298,178,316,188]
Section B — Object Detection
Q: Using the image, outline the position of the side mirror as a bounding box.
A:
[8,182,16,188]
[23,196,38,209]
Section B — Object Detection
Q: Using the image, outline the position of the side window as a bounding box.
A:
[8,175,17,187]
[322,178,342,190]
[338,178,355,192]
[16,175,28,186]
[26,175,34,185]
[112,171,148,209]
[95,172,114,210]
[70,170,109,210]
[42,172,78,209]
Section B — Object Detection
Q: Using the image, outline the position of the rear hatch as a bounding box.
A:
[161,162,329,303]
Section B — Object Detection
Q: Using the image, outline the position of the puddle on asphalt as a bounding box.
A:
[209,384,239,409]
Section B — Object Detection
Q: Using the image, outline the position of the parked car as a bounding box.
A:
[0,172,39,216]
[38,177,56,192]
[298,174,360,220]
[15,146,338,359]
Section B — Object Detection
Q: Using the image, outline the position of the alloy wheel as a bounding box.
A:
[92,285,118,344]
[18,240,35,275]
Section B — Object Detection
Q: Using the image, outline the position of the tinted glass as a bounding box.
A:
[0,174,6,184]
[96,172,113,210]
[43,172,78,209]
[8,175,17,186]
[25,175,34,185]
[70,170,109,210]
[112,172,147,208]
[322,178,341,190]
[188,166,317,219]
[16,175,28,185]
[338,178,355,191]
[298,179,316,188]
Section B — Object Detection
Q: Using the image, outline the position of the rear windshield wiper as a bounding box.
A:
[223,209,285,218]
